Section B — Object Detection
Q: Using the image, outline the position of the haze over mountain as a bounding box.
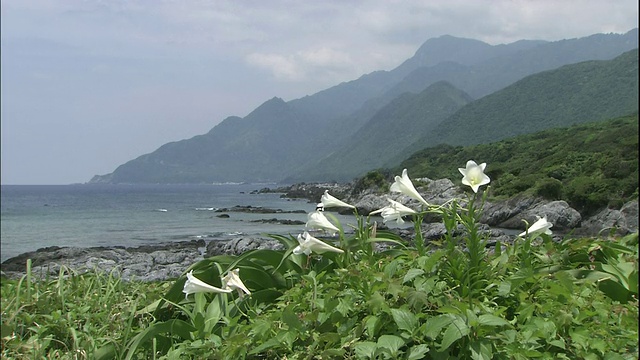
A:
[90,29,639,184]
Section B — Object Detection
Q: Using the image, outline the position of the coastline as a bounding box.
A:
[2,181,637,282]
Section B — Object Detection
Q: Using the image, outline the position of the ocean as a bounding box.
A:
[0,184,358,263]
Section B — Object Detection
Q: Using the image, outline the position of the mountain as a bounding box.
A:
[287,81,473,182]
[90,29,639,184]
[397,49,639,160]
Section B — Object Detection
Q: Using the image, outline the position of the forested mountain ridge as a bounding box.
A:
[394,49,639,162]
[89,29,639,184]
[287,81,473,182]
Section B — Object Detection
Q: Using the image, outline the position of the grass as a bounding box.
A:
[1,263,169,359]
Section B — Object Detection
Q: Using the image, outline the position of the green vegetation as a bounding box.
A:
[3,167,638,358]
[400,50,639,159]
[398,114,639,214]
[1,264,168,358]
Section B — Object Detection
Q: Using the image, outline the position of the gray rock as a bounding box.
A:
[576,200,638,236]
[481,195,541,226]
[496,200,582,231]
[1,240,206,282]
[349,178,464,214]
[205,236,283,256]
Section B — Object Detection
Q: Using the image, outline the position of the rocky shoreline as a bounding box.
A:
[2,180,637,282]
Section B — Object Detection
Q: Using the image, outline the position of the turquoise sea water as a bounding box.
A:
[1,184,356,263]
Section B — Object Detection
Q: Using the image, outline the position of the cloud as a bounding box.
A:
[246,46,355,83]
[245,53,303,81]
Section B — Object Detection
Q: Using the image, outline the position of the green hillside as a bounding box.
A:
[395,114,639,214]
[400,49,639,158]
[291,82,473,182]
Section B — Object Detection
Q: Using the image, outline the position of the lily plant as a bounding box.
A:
[222,268,252,298]
[294,231,344,256]
[306,210,340,235]
[318,190,356,210]
[519,216,553,238]
[390,169,430,206]
[183,269,251,300]
[458,160,490,193]
[370,198,417,225]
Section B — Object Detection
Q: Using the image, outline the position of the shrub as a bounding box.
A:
[535,177,563,200]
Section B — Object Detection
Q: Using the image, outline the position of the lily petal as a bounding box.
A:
[183,270,231,300]
[306,210,340,235]
[320,190,355,209]
[295,231,344,255]
[371,198,417,224]
[518,216,553,238]
[222,268,251,297]
[390,169,429,206]
[458,160,490,193]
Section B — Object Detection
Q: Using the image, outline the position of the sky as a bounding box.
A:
[1,1,638,185]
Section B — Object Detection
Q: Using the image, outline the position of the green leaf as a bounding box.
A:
[549,338,566,349]
[403,268,425,283]
[124,319,196,360]
[364,315,381,339]
[470,340,493,360]
[249,337,283,355]
[354,341,378,359]
[407,344,430,360]
[282,304,303,331]
[391,308,418,332]
[423,314,455,339]
[438,316,469,352]
[204,296,222,332]
[477,314,511,327]
[377,334,405,356]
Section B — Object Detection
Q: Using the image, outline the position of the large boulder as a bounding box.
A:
[494,200,582,231]
[576,200,638,236]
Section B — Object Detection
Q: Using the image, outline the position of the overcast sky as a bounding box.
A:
[1,0,637,185]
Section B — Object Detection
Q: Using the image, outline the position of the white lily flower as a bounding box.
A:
[390,169,429,206]
[306,210,340,235]
[370,198,417,224]
[183,270,231,300]
[518,216,553,238]
[222,268,251,297]
[320,190,355,209]
[458,160,491,193]
[294,231,344,255]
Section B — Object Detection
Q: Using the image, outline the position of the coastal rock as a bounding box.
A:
[480,195,541,226]
[1,240,206,282]
[493,199,582,231]
[215,205,306,214]
[251,218,306,225]
[348,178,464,214]
[576,200,639,236]
[205,236,284,256]
[418,223,512,245]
